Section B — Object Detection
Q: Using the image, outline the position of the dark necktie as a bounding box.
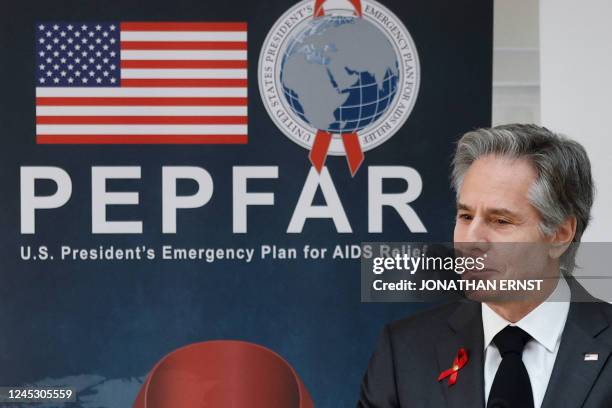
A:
[487,326,534,408]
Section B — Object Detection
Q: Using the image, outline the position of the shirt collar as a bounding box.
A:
[482,276,570,353]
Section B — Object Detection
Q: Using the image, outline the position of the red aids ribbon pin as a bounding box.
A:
[309,0,365,177]
[437,348,468,387]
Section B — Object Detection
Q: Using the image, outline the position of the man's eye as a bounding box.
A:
[495,218,511,225]
[458,214,472,221]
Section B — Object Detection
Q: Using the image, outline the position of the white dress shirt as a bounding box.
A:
[482,277,570,408]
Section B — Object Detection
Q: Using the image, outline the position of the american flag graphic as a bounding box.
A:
[35,22,247,144]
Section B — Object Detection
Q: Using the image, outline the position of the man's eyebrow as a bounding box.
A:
[456,203,520,218]
[456,203,472,212]
[488,207,520,218]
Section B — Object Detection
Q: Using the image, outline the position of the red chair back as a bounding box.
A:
[133,340,314,408]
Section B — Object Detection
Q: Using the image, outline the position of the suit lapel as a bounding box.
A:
[541,280,611,408]
[436,300,485,408]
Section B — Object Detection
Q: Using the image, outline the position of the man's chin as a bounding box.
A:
[461,271,501,302]
[464,288,511,303]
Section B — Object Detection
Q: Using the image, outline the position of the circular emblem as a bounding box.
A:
[258,0,420,175]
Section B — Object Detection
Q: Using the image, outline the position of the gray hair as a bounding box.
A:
[451,124,594,270]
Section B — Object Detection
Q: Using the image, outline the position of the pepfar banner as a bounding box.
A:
[0,0,492,406]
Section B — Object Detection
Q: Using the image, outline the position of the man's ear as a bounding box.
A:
[548,216,577,259]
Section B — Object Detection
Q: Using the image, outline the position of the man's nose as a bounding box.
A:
[464,218,490,255]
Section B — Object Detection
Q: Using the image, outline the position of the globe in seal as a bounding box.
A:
[258,0,421,156]
[279,15,399,134]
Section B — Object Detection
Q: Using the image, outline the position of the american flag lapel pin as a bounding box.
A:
[584,353,598,361]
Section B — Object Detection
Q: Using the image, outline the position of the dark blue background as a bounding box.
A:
[0,0,492,406]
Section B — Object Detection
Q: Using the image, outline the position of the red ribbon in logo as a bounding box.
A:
[309,0,365,177]
[313,0,363,17]
[437,347,469,387]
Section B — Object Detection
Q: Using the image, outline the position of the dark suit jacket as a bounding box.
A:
[358,278,612,407]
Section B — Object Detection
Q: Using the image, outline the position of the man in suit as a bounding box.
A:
[358,124,612,408]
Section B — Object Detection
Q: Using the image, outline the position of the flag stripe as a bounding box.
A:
[121,69,247,79]
[121,50,247,60]
[120,60,247,69]
[36,124,247,135]
[121,79,247,87]
[36,106,248,116]
[36,97,248,106]
[37,135,248,144]
[121,41,247,50]
[121,22,247,31]
[37,116,248,125]
[120,31,247,42]
[36,87,247,97]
